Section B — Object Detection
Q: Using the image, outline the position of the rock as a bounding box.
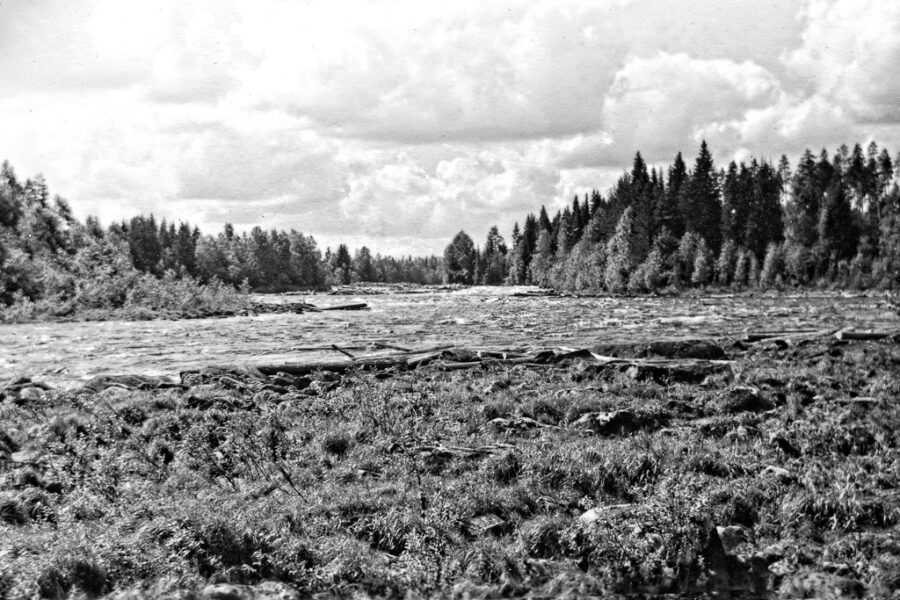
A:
[84,374,180,393]
[579,504,634,526]
[644,339,727,360]
[777,571,865,599]
[252,582,301,600]
[200,582,300,600]
[0,430,19,456]
[716,525,751,552]
[759,465,794,483]
[625,361,731,384]
[468,513,506,536]
[482,380,510,394]
[17,387,45,402]
[572,410,667,435]
[769,433,802,458]
[719,386,775,414]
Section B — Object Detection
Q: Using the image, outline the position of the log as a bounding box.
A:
[834,330,898,341]
[331,344,355,359]
[744,329,825,342]
[372,341,412,352]
[256,357,404,376]
[317,302,369,311]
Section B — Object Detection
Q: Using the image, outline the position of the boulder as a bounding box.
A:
[719,386,775,414]
[644,339,727,360]
[579,504,634,526]
[625,361,731,384]
[84,374,180,393]
[572,410,669,435]
[201,582,299,600]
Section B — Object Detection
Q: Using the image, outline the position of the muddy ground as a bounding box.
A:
[1,288,899,599]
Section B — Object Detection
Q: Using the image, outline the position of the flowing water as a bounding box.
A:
[1,287,893,389]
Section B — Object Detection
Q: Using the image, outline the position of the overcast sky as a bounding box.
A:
[1,0,898,255]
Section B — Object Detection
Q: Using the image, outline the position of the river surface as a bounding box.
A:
[1,287,894,389]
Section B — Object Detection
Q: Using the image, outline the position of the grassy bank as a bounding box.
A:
[1,335,899,598]
[0,273,249,324]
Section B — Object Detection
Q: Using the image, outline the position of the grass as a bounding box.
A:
[1,336,899,598]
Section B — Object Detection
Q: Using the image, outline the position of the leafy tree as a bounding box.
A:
[604,206,638,293]
[528,229,554,287]
[353,246,377,282]
[443,231,476,284]
[691,239,713,286]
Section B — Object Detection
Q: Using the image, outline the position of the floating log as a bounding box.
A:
[372,341,412,352]
[834,329,898,341]
[256,357,403,376]
[317,302,369,311]
[743,329,826,343]
[330,344,355,359]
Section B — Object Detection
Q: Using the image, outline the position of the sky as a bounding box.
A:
[1,0,898,255]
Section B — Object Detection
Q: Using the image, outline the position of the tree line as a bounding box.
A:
[445,141,900,291]
[0,160,442,310]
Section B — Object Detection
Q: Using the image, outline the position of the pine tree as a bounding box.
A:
[817,174,858,263]
[721,161,743,247]
[785,149,822,248]
[744,160,784,258]
[482,225,508,285]
[679,141,722,252]
[331,243,353,285]
[665,152,687,237]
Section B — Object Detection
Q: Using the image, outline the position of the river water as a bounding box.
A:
[0,288,893,389]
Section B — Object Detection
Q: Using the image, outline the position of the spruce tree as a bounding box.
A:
[679,141,722,252]
[818,175,858,263]
[785,149,821,248]
[664,152,687,237]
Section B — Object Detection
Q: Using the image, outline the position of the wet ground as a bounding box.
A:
[1,287,895,388]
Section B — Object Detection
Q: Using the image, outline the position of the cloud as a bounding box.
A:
[0,0,896,256]
[336,152,559,241]
[599,52,783,163]
[785,0,900,124]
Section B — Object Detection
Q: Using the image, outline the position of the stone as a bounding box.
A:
[579,504,634,526]
[644,339,727,360]
[777,571,865,599]
[625,361,731,384]
[468,513,506,536]
[572,410,667,435]
[759,465,794,483]
[716,525,751,553]
[17,387,45,402]
[719,386,775,414]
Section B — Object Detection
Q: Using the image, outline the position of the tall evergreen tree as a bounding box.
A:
[664,152,687,237]
[679,141,722,252]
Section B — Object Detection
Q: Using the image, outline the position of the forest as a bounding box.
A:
[0,162,441,319]
[1,140,899,320]
[446,141,900,293]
